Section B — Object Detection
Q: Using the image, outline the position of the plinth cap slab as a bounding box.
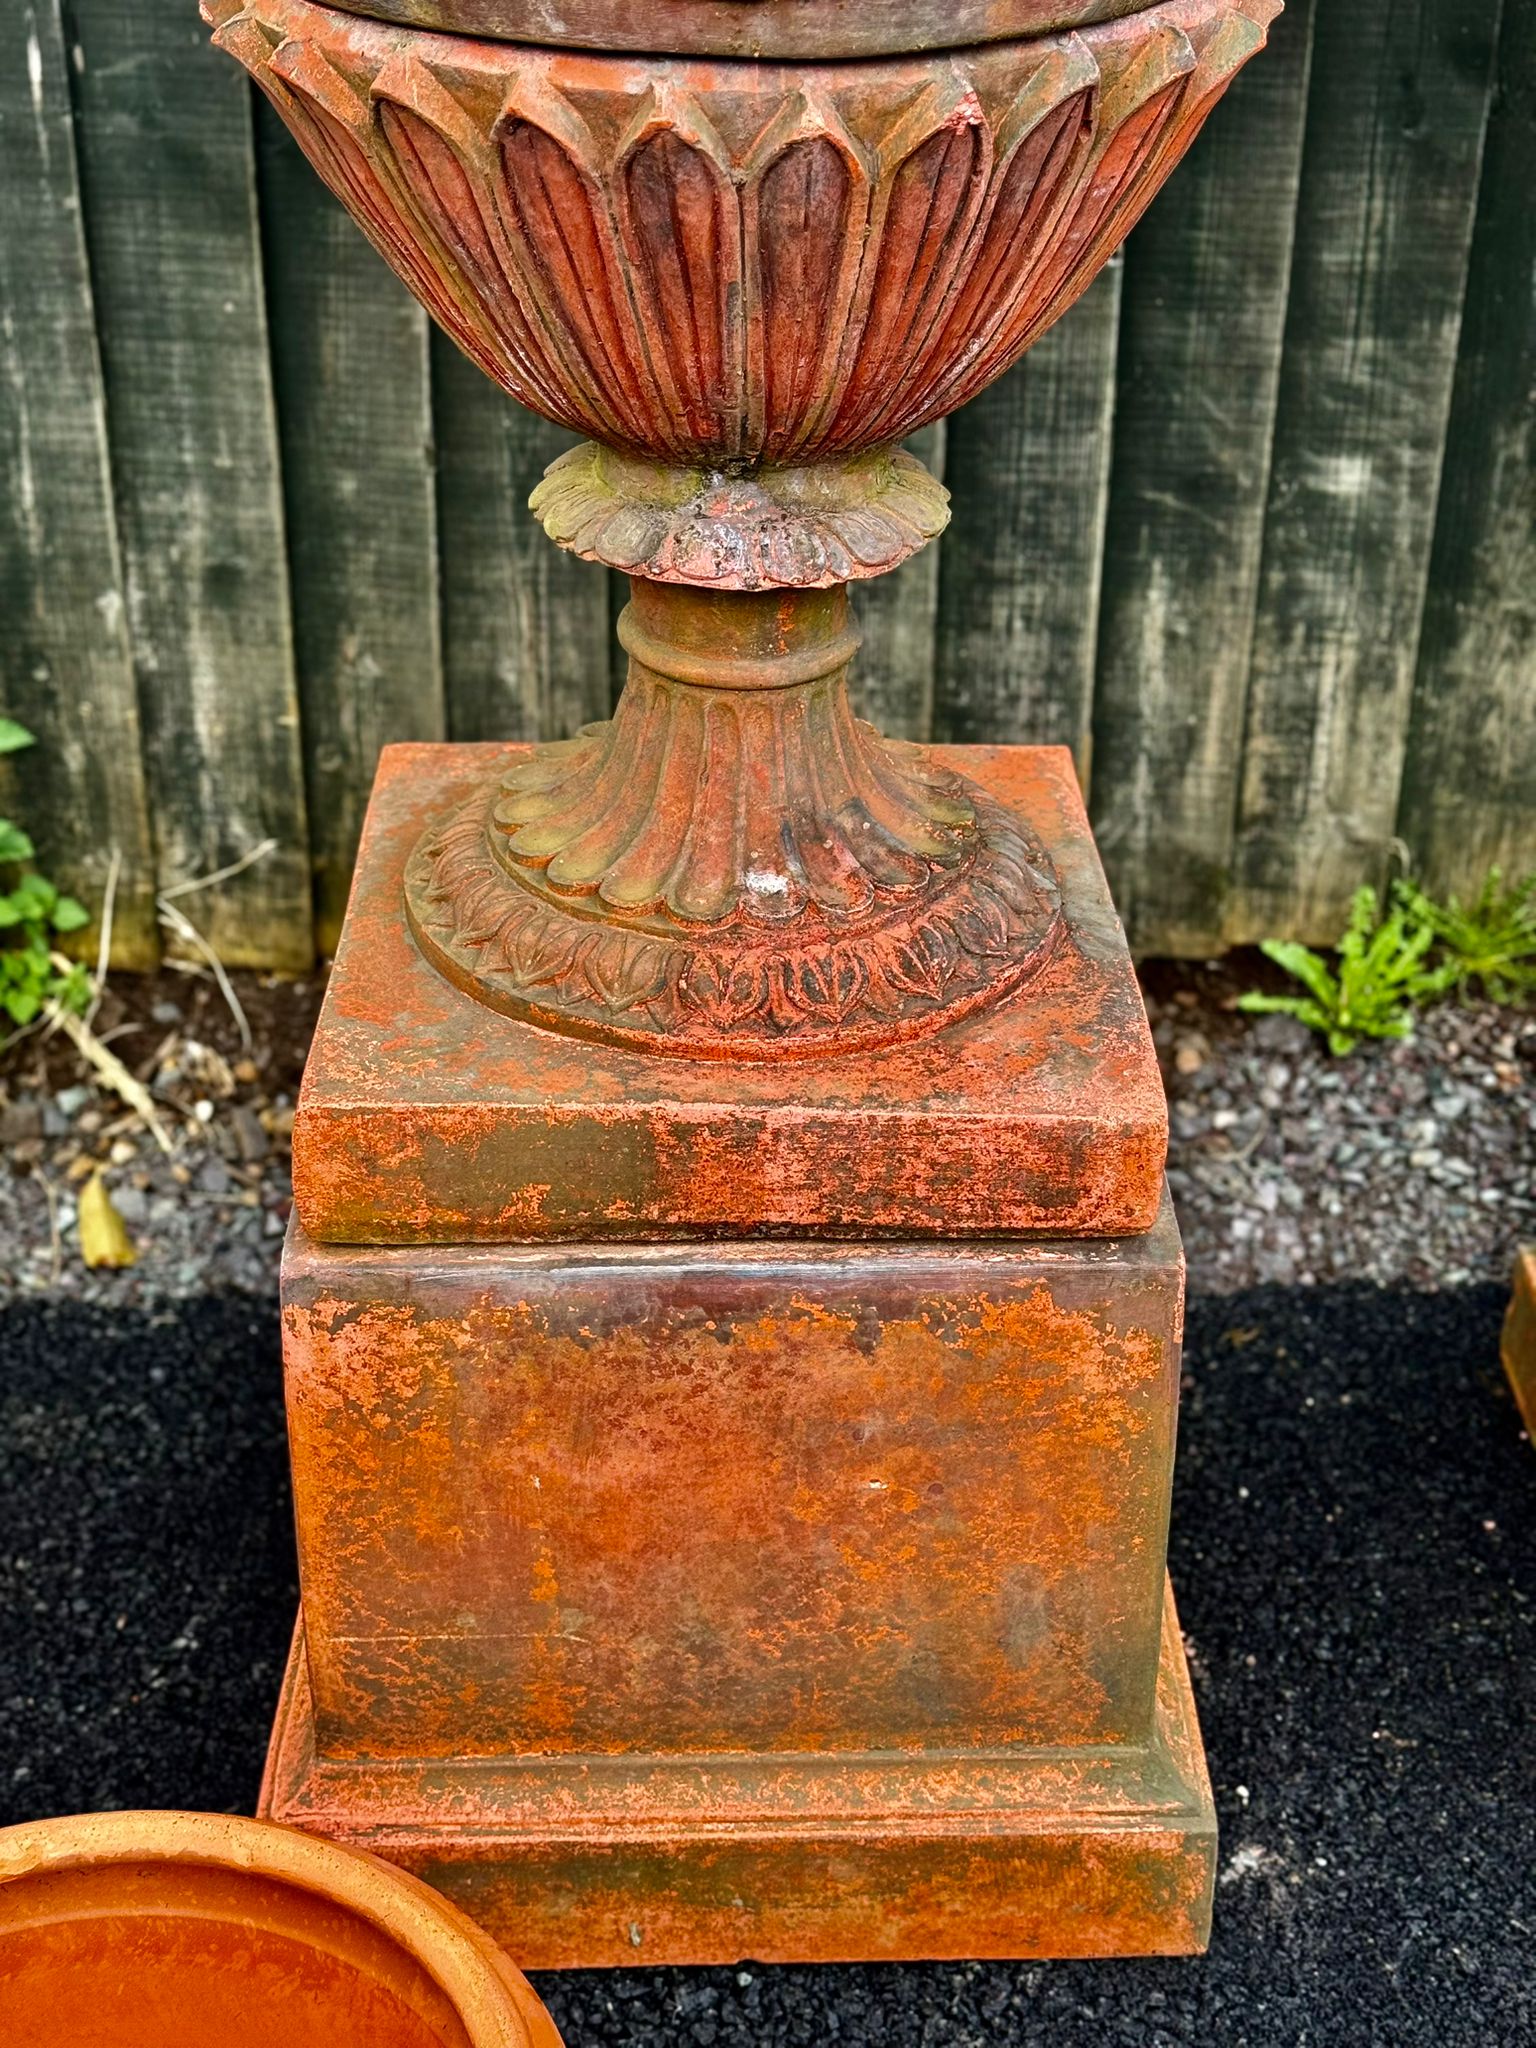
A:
[321,0,1158,60]
[293,743,1166,1243]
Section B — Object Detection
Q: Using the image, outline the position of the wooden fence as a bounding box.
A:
[3,0,1532,969]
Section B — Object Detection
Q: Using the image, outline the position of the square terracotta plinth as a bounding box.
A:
[1505,1248,1536,1439]
[260,1195,1215,1965]
[292,743,1164,1245]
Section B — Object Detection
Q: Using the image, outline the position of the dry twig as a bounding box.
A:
[30,1164,62,1288]
[85,846,121,1029]
[50,1005,175,1155]
[156,898,252,1051]
[158,839,276,902]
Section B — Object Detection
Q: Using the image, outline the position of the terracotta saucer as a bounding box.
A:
[0,1809,564,2048]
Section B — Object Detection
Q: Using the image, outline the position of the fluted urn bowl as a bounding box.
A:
[207,0,1277,1055]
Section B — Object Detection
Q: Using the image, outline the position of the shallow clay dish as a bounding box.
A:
[0,1810,564,2048]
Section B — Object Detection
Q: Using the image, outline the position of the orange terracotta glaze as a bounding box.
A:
[279,1206,1184,1761]
[257,1200,1213,1966]
[0,1811,562,2047]
[263,1589,1215,1968]
[1504,1247,1536,1440]
[292,744,1167,1244]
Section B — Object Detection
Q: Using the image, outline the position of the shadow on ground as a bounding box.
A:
[1,1284,1531,2046]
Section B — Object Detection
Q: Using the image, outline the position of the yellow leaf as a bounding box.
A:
[79,1171,137,1270]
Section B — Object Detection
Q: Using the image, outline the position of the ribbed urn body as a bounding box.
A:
[208,0,1277,475]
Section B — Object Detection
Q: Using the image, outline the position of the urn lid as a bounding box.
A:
[320,0,1153,59]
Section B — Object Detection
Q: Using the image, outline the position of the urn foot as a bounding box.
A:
[404,578,1066,1059]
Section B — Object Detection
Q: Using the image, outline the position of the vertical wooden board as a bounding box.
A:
[1091,0,1315,956]
[69,0,312,970]
[850,423,947,742]
[434,340,612,746]
[1397,0,1536,898]
[1229,0,1503,946]
[257,102,443,956]
[0,2,157,967]
[932,264,1122,778]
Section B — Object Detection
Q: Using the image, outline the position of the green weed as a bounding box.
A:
[1238,885,1459,1056]
[0,721,93,1029]
[1397,868,1536,1004]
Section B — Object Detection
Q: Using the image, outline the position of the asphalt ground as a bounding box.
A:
[1,1283,1531,2047]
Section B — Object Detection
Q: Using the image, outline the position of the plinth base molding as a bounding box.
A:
[260,1585,1214,1970]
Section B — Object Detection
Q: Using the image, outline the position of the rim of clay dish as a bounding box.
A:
[318,0,1156,59]
[0,1810,555,2048]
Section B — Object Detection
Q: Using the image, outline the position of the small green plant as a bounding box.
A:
[1238,885,1458,1056]
[1397,867,1536,1003]
[0,720,93,1029]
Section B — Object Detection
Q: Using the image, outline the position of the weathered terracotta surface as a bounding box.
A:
[203,0,1236,1967]
[317,0,1166,61]
[265,1205,1212,1965]
[407,583,1067,1057]
[264,1588,1214,1966]
[1504,1247,1536,1441]
[207,0,1275,473]
[0,1809,562,2046]
[294,743,1166,1243]
[280,1197,1182,1758]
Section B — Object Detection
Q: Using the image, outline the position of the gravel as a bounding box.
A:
[1144,968,1536,1294]
[0,972,319,1305]
[3,1283,1530,2044]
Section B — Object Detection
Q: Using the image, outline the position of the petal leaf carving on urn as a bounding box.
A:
[742,96,870,459]
[228,28,512,392]
[217,0,1282,474]
[494,94,665,450]
[369,58,583,428]
[616,94,746,459]
[826,84,994,447]
[890,51,1098,433]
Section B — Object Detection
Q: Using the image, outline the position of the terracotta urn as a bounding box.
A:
[204,0,1278,1060]
[195,0,1282,1966]
[0,1810,563,2047]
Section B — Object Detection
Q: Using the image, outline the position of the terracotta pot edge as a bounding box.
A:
[0,1810,552,2048]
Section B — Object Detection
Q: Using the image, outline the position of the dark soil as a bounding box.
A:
[2,968,322,1107]
[2,1282,1530,2046]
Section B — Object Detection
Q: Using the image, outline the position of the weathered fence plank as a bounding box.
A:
[1397,0,1536,901]
[435,348,613,747]
[69,0,311,970]
[0,1,158,967]
[257,106,443,954]
[933,266,1122,781]
[1229,0,1503,945]
[851,424,947,743]
[1091,0,1315,955]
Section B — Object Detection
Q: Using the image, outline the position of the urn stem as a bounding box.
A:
[492,578,978,932]
[404,574,1065,1055]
